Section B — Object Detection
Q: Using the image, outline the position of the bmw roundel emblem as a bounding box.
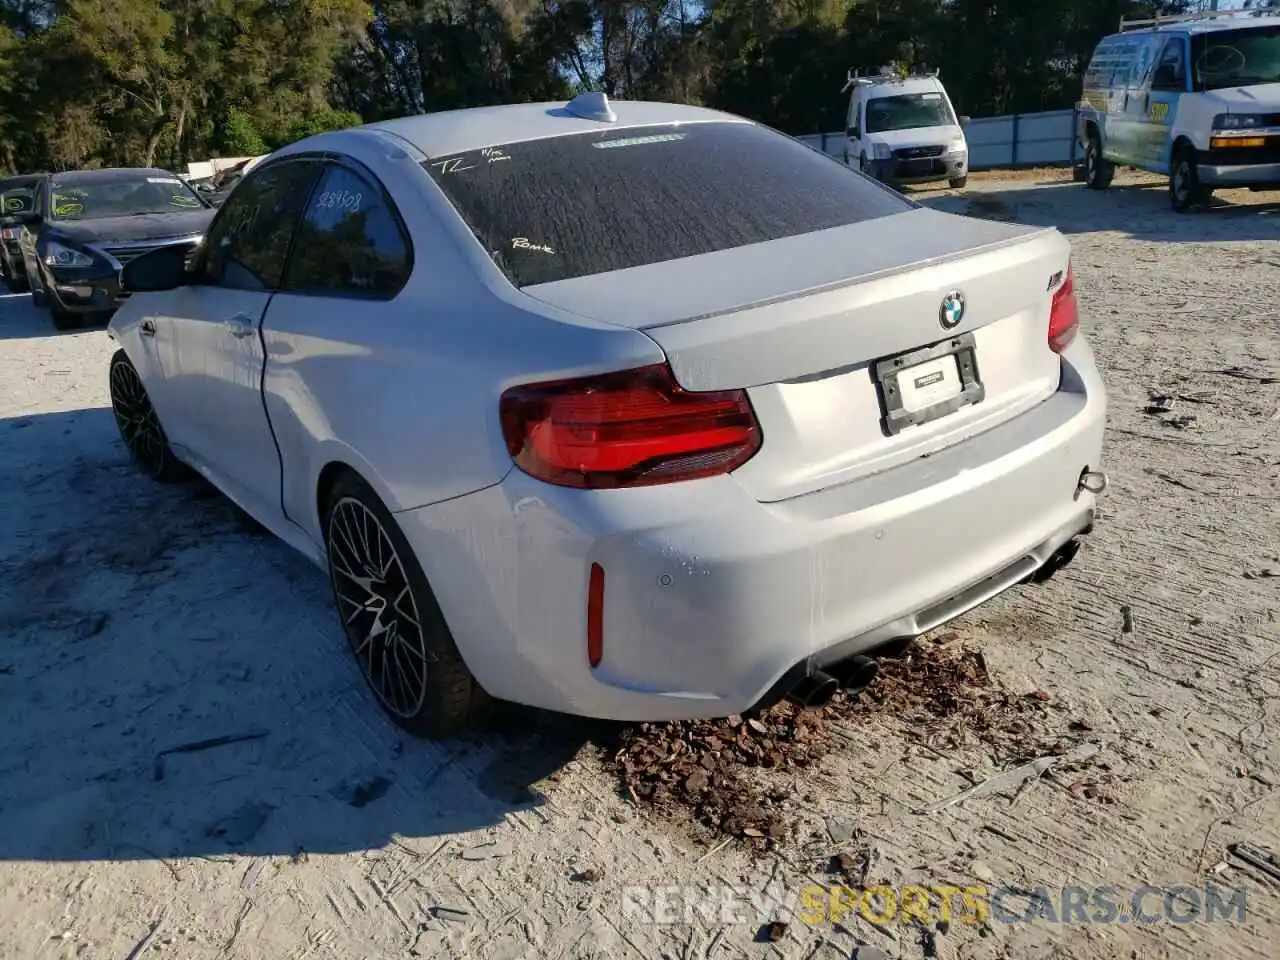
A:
[939,290,966,329]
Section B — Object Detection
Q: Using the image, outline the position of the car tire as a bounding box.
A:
[1170,148,1211,213]
[324,472,487,738]
[50,303,80,330]
[1083,137,1115,190]
[108,349,190,483]
[949,176,968,189]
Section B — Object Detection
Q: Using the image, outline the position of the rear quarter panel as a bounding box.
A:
[259,131,666,547]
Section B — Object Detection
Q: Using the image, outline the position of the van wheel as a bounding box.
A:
[324,472,487,738]
[1083,137,1114,190]
[949,176,968,189]
[1170,148,1211,212]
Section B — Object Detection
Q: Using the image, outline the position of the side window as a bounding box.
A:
[282,162,412,299]
[1130,37,1157,87]
[1151,38,1187,91]
[199,160,321,291]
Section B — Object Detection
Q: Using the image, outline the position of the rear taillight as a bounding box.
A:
[1049,263,1080,355]
[499,363,761,489]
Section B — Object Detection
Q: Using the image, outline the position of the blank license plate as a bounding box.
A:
[874,333,985,435]
[898,354,963,412]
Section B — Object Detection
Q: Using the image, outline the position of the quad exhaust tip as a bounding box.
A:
[786,654,879,710]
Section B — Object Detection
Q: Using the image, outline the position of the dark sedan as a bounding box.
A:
[15,167,215,329]
[0,173,46,293]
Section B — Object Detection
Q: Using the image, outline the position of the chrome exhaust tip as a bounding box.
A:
[1077,467,1108,497]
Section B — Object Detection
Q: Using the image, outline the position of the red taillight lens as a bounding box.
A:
[499,363,762,489]
[1049,264,1080,355]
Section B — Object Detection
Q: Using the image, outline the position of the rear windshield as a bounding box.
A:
[422,121,911,287]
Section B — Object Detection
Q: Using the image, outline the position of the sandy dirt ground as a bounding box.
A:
[0,171,1277,960]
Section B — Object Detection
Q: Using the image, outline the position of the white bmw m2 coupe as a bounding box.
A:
[107,93,1107,737]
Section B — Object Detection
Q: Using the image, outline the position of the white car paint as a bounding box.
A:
[842,73,969,185]
[108,95,1106,733]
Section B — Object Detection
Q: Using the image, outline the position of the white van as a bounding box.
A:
[841,68,970,189]
[1076,9,1280,211]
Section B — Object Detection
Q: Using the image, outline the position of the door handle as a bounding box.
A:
[139,319,156,337]
[225,315,255,339]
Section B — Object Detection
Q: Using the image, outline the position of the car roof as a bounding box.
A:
[1116,13,1280,38]
[49,167,180,186]
[860,77,946,99]
[364,99,747,159]
[0,173,47,189]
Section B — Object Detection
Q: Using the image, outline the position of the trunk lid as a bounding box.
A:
[522,207,1072,503]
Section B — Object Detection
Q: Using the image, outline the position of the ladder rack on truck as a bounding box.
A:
[1118,8,1273,32]
[841,67,940,94]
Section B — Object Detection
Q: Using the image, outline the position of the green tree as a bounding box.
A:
[223,106,267,155]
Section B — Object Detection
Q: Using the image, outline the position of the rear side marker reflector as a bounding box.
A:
[499,363,761,489]
[587,563,605,668]
[1048,263,1080,355]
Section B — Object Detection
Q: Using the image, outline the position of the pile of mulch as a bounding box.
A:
[847,633,1059,762]
[608,703,821,843]
[604,635,1061,845]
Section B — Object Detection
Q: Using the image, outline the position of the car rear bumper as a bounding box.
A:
[397,336,1107,722]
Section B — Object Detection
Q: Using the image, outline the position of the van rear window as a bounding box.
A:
[422,121,912,287]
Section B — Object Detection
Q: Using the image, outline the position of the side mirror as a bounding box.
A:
[847,126,861,139]
[959,115,971,124]
[1152,66,1180,90]
[120,242,194,293]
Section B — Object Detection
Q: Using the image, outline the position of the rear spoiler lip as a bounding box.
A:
[647,223,1063,333]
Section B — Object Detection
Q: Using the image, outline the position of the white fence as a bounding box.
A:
[797,108,1081,170]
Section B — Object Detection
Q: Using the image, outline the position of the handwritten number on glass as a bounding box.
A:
[316,190,363,213]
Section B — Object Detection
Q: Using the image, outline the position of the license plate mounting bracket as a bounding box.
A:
[874,332,984,436]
